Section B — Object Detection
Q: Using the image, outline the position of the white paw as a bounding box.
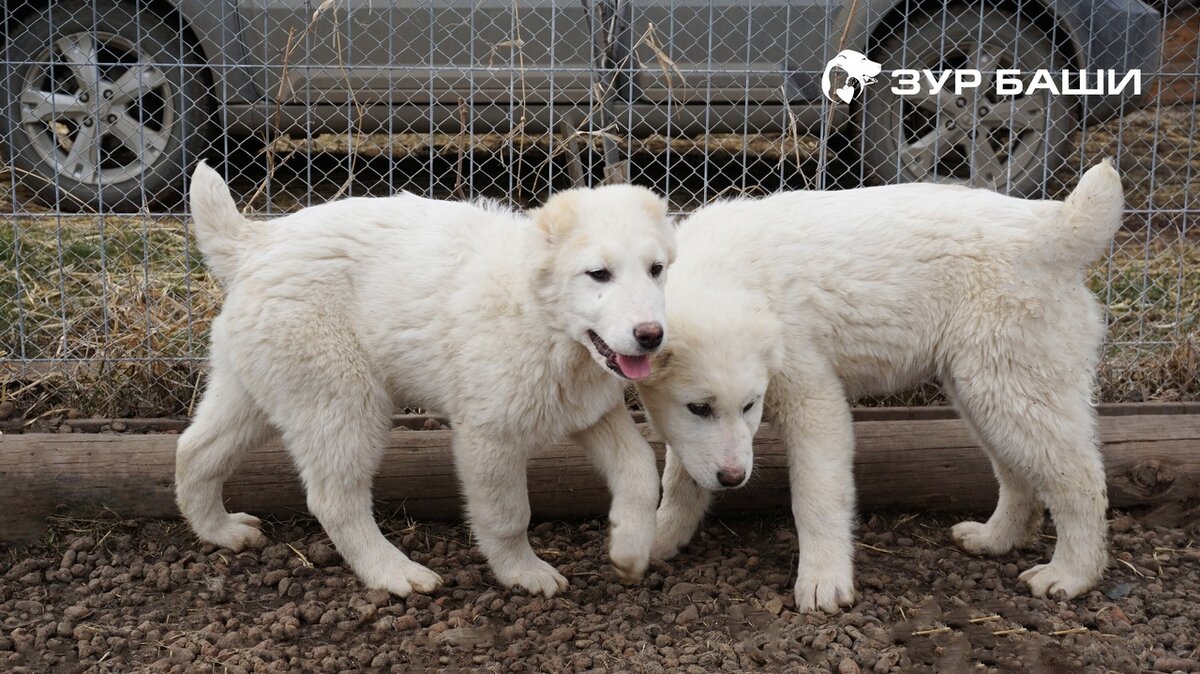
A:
[609,525,652,582]
[494,558,568,597]
[614,532,652,580]
[397,562,444,595]
[794,564,855,613]
[951,520,1015,556]
[358,554,443,598]
[1018,562,1097,600]
[197,512,267,552]
[651,508,697,561]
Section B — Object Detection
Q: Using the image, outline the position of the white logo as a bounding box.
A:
[888,69,1142,97]
[821,49,883,103]
[820,49,1141,100]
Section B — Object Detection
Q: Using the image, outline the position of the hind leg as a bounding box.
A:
[949,368,1107,599]
[176,368,275,551]
[945,376,1044,556]
[239,310,441,597]
[950,459,1044,556]
[1016,425,1108,599]
[282,405,442,597]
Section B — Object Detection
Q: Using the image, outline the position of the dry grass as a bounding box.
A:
[1093,230,1200,403]
[2,207,1196,419]
[1,213,217,417]
[1062,107,1200,215]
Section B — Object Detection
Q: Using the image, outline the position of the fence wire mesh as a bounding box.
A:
[1,0,1196,420]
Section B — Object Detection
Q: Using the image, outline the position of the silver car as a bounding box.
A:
[3,0,1160,209]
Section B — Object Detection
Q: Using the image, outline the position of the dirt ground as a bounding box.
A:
[3,510,1199,673]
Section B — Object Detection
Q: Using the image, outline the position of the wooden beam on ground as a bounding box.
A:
[2,413,1198,543]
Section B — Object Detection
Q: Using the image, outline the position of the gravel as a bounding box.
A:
[2,511,1199,673]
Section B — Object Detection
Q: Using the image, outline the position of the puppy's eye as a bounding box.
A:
[586,268,612,282]
[742,401,754,414]
[649,262,664,278]
[686,402,712,418]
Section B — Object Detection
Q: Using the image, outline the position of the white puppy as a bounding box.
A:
[636,161,1123,611]
[177,162,674,597]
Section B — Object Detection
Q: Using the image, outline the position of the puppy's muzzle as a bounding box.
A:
[633,322,664,350]
[716,466,747,488]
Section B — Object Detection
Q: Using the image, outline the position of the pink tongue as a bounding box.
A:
[615,354,652,380]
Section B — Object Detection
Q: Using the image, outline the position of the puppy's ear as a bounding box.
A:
[636,187,668,224]
[629,186,676,262]
[529,190,581,243]
[664,215,679,264]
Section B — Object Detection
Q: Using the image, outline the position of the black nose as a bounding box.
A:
[716,467,746,488]
[633,322,663,349]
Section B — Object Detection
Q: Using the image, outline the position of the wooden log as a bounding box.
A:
[2,413,1198,543]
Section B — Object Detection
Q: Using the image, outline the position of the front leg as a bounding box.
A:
[652,445,712,560]
[572,404,660,581]
[772,375,857,612]
[454,424,567,596]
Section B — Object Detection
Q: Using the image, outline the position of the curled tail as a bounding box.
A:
[1046,159,1124,266]
[190,160,252,284]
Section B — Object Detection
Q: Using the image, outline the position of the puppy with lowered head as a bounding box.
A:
[637,161,1123,611]
[177,163,674,597]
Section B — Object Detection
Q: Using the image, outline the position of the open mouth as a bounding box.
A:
[587,330,652,380]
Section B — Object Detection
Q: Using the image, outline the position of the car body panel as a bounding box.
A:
[623,0,840,105]
[198,0,1159,133]
[1060,0,1161,119]
[229,1,595,106]
[174,0,262,103]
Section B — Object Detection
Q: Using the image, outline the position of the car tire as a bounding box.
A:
[3,0,212,211]
[860,5,1076,197]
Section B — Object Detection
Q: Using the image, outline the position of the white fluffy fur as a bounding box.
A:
[177,162,674,597]
[636,161,1123,612]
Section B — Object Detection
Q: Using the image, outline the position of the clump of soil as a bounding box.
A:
[2,511,1198,673]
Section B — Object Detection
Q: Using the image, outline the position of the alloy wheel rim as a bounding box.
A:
[19,31,175,188]
[880,40,1052,192]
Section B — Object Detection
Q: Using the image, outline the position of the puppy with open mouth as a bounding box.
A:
[177,162,674,598]
[588,329,656,379]
[636,161,1123,611]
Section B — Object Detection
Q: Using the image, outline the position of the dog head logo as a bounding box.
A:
[821,49,883,103]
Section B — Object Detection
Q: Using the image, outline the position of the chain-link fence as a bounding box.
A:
[1,0,1196,420]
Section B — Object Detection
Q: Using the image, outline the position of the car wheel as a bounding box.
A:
[861,5,1076,196]
[3,0,211,211]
